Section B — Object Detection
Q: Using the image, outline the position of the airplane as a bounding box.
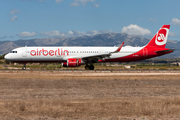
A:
[5,25,174,70]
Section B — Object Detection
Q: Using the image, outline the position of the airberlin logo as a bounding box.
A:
[30,48,69,56]
[157,34,165,42]
[155,28,168,46]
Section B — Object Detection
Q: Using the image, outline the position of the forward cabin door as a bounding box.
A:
[22,48,27,57]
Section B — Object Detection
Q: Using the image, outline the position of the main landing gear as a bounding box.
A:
[22,63,26,70]
[85,64,94,70]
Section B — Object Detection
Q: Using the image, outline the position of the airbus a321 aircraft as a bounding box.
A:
[5,25,174,70]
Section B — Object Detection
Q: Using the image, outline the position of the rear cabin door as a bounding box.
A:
[143,48,148,57]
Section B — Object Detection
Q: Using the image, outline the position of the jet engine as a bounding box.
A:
[62,58,82,67]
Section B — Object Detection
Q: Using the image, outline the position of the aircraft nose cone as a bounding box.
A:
[4,54,11,60]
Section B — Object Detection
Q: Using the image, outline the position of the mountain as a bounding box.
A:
[0,33,179,58]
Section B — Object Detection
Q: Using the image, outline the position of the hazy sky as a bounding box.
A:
[1,0,180,41]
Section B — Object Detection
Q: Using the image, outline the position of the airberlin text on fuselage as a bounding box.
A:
[30,48,69,56]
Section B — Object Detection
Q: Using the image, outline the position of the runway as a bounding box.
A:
[1,70,180,77]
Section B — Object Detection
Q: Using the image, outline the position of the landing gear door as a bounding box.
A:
[22,48,27,57]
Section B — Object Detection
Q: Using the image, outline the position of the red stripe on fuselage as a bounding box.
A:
[99,47,173,62]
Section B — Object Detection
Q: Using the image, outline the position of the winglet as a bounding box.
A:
[111,42,124,54]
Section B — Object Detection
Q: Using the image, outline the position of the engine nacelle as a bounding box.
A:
[62,58,82,67]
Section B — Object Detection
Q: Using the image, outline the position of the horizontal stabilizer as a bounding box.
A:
[155,49,175,53]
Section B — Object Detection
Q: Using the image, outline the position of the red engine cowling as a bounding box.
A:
[62,58,82,67]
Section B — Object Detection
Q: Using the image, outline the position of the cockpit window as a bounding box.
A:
[10,51,17,53]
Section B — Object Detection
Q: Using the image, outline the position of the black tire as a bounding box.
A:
[85,65,90,70]
[22,63,26,70]
[89,65,94,70]
[22,67,26,70]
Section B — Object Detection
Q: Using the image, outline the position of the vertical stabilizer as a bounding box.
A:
[146,25,170,48]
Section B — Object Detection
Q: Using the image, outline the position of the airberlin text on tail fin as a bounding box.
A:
[146,25,170,48]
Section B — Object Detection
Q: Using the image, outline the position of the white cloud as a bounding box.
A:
[149,18,157,22]
[41,31,65,37]
[121,24,152,36]
[74,0,95,5]
[93,3,99,8]
[10,9,20,14]
[56,0,63,3]
[70,0,99,7]
[10,16,18,21]
[169,32,176,37]
[10,9,20,21]
[17,32,36,38]
[41,29,113,37]
[87,30,99,36]
[171,18,180,26]
[70,2,80,6]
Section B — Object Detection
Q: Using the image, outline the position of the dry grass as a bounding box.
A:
[2,97,180,119]
[0,71,180,119]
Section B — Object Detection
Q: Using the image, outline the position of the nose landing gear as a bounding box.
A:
[22,63,26,70]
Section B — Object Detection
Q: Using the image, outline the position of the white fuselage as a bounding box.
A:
[5,46,143,62]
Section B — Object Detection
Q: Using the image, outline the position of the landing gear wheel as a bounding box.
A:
[22,63,26,70]
[89,65,94,70]
[22,67,26,70]
[85,65,90,70]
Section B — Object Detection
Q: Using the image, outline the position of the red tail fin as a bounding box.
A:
[146,25,170,48]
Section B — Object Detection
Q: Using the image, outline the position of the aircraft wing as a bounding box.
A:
[82,53,110,63]
[82,42,124,63]
[64,42,124,63]
[63,52,110,63]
